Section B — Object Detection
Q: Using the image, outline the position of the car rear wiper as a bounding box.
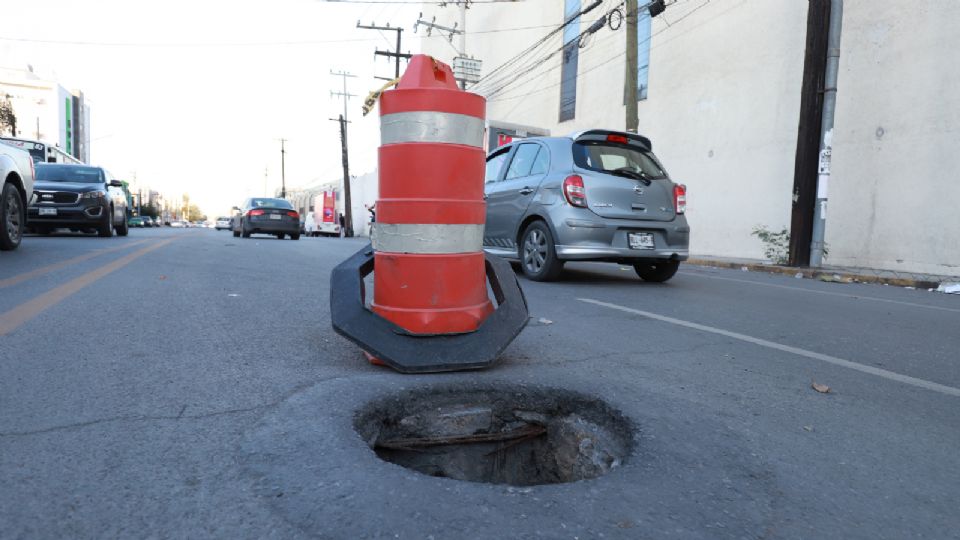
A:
[610,167,651,186]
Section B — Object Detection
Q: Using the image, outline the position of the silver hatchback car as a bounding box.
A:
[483,129,689,282]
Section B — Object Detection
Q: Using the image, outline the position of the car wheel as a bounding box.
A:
[116,213,129,237]
[232,228,240,238]
[97,206,114,237]
[633,260,680,283]
[241,220,251,238]
[0,182,24,251]
[519,221,563,282]
[276,233,284,240]
[291,233,300,241]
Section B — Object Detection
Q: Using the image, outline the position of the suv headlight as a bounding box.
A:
[80,191,105,200]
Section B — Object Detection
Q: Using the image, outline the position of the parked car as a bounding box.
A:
[152,217,162,227]
[141,217,153,227]
[170,220,184,228]
[482,130,689,282]
[128,216,144,228]
[215,216,231,230]
[28,164,129,238]
[232,197,300,240]
[0,141,35,250]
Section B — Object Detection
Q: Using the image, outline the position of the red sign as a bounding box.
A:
[322,191,335,223]
[497,133,513,147]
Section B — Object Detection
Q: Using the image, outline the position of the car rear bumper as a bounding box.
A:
[553,214,689,262]
[247,220,300,234]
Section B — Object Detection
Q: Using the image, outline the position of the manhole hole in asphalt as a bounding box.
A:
[354,385,635,486]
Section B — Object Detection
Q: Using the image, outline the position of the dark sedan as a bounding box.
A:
[232,197,300,240]
[27,164,129,237]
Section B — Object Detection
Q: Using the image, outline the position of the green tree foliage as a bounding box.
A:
[0,95,17,137]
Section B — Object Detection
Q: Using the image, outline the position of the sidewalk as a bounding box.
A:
[685,255,960,290]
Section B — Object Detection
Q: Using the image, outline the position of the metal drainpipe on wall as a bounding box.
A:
[810,0,843,267]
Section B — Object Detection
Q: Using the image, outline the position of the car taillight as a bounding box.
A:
[606,134,629,144]
[286,211,299,218]
[673,184,686,214]
[248,209,265,216]
[563,175,587,208]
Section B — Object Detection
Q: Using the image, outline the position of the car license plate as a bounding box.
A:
[269,214,282,220]
[39,208,57,216]
[628,232,655,250]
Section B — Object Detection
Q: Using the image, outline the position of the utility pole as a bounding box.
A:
[357,21,412,80]
[810,0,843,267]
[414,9,478,88]
[330,70,357,238]
[788,0,830,267]
[624,0,639,133]
[331,115,354,237]
[278,138,287,198]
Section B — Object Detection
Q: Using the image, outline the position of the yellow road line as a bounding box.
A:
[0,239,150,289]
[0,239,174,337]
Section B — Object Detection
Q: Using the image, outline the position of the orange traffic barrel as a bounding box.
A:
[371,55,494,335]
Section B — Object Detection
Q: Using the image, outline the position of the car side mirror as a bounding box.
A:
[109,180,123,187]
[231,206,240,212]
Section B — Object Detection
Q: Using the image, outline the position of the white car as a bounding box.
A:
[0,141,36,250]
[215,217,231,230]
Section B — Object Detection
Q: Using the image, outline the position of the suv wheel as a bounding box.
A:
[98,206,114,237]
[0,182,24,251]
[241,220,251,238]
[633,260,680,283]
[116,213,129,237]
[519,221,563,281]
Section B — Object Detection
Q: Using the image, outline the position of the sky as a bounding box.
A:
[0,0,425,218]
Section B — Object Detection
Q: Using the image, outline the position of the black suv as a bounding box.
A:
[27,164,129,237]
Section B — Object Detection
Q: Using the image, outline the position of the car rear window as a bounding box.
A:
[35,165,104,183]
[572,142,667,179]
[250,198,293,209]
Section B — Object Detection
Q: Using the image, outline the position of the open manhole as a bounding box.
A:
[354,385,635,486]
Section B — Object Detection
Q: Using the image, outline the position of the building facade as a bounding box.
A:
[0,66,91,163]
[419,0,960,277]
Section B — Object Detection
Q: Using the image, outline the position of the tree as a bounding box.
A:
[0,95,16,137]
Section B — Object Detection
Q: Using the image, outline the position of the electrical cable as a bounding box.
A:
[470,0,605,92]
[490,0,720,107]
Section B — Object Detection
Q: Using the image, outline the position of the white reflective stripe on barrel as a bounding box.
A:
[372,223,485,254]
[380,111,485,148]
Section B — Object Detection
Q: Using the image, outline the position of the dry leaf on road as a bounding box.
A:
[811,382,831,394]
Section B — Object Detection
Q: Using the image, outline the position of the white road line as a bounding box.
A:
[679,271,960,314]
[578,297,960,398]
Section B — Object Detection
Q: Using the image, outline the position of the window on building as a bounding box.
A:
[638,10,651,100]
[559,0,581,122]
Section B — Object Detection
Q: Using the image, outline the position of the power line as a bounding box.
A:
[486,0,713,102]
[0,22,563,49]
[318,0,522,3]
[490,0,722,107]
[475,3,622,99]
[470,0,614,95]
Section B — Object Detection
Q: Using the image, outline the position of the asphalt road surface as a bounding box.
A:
[2,228,959,539]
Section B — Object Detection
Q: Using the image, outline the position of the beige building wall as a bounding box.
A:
[826,2,960,276]
[420,0,958,276]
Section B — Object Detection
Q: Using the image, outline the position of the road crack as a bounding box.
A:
[0,375,348,439]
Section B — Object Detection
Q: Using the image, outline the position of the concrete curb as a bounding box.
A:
[685,258,942,290]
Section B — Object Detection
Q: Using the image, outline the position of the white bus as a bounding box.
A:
[0,137,84,165]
